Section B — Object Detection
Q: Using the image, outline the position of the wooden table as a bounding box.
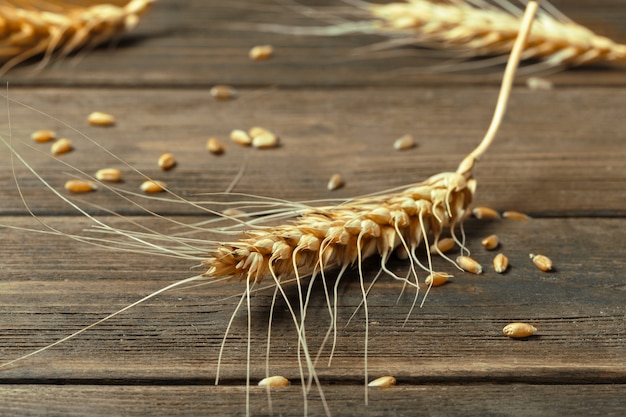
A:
[1,1,625,416]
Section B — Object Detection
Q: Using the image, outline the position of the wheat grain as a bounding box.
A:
[249,44,274,61]
[50,137,72,155]
[493,253,509,273]
[95,167,122,182]
[158,152,176,171]
[530,253,553,272]
[502,210,530,220]
[140,179,166,193]
[210,85,237,100]
[393,133,415,151]
[64,178,97,193]
[481,234,499,250]
[31,129,56,143]
[87,111,116,126]
[0,0,153,75]
[503,322,537,338]
[472,206,500,219]
[230,129,252,146]
[258,375,290,387]
[206,137,225,155]
[367,375,397,387]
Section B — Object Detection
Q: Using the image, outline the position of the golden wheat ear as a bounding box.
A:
[368,0,626,70]
[0,0,154,75]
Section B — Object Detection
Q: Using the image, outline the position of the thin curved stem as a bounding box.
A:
[457,1,539,176]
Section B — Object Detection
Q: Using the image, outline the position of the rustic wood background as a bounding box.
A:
[1,1,625,416]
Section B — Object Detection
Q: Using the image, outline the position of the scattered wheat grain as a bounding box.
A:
[430,237,455,254]
[51,138,72,155]
[95,168,122,182]
[393,133,415,151]
[230,129,252,146]
[327,173,344,191]
[158,153,176,171]
[31,129,56,143]
[64,179,97,193]
[530,253,553,271]
[252,132,279,149]
[502,210,530,220]
[425,272,451,287]
[249,44,274,60]
[210,85,237,100]
[368,376,397,387]
[472,206,500,219]
[258,375,290,387]
[481,234,499,250]
[206,137,224,155]
[87,112,115,126]
[140,179,166,193]
[526,77,553,90]
[456,255,482,274]
[493,253,509,273]
[503,322,537,338]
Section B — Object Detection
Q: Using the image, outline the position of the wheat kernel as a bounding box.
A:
[430,237,455,254]
[95,168,122,182]
[530,253,553,271]
[252,132,279,149]
[327,173,344,191]
[493,253,509,273]
[158,153,176,171]
[140,180,166,193]
[51,138,73,155]
[258,375,290,387]
[31,129,56,143]
[393,134,415,151]
[64,179,97,193]
[368,376,397,387]
[425,272,451,287]
[248,126,271,138]
[502,210,531,220]
[456,255,482,274]
[206,137,224,155]
[249,44,274,60]
[87,111,115,126]
[503,322,537,338]
[481,234,499,250]
[472,206,500,219]
[526,77,553,90]
[230,129,252,146]
[209,84,237,100]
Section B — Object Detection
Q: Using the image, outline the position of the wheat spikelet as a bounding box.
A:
[0,0,153,74]
[368,0,626,68]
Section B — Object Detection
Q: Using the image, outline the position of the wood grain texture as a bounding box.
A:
[2,0,626,87]
[1,1,625,416]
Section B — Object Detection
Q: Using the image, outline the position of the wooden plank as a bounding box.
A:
[1,86,624,216]
[2,384,626,417]
[1,213,625,412]
[2,0,626,87]
[1,216,624,381]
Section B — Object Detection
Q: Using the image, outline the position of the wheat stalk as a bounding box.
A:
[367,0,626,68]
[0,0,154,74]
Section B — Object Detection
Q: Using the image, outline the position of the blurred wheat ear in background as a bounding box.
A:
[0,0,153,75]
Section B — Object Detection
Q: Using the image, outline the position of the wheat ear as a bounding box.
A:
[368,0,625,68]
[0,0,153,74]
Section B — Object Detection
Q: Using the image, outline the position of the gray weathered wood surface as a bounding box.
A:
[1,1,625,416]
